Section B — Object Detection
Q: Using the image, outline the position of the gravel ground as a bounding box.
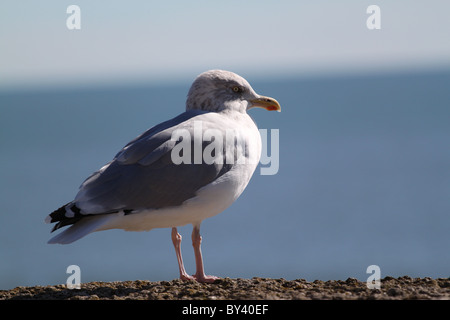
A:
[1,276,449,300]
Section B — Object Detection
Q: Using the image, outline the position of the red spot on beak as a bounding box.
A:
[266,105,279,111]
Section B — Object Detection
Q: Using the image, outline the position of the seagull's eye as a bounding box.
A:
[232,86,243,93]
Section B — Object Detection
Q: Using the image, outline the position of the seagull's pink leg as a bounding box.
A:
[171,227,194,281]
[191,224,220,283]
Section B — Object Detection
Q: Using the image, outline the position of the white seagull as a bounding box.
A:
[46,70,281,283]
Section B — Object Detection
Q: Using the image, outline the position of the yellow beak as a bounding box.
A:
[249,95,281,112]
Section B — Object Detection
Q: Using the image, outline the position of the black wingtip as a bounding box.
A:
[48,202,85,232]
[48,202,72,223]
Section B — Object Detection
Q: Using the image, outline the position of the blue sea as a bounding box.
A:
[0,70,449,290]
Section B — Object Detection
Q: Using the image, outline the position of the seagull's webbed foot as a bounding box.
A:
[179,274,196,281]
[193,274,220,283]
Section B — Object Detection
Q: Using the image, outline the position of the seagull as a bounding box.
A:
[46,70,281,283]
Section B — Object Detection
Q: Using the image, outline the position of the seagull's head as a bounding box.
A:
[186,70,281,113]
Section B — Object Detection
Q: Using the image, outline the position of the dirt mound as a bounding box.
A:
[1,276,449,300]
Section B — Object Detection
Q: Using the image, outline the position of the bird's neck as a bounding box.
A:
[186,100,248,114]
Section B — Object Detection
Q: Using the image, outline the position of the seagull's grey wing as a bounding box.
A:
[113,109,206,164]
[73,110,233,214]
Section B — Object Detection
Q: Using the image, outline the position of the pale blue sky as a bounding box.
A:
[1,0,450,89]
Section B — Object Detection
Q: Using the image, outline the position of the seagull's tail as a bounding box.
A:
[47,215,112,244]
